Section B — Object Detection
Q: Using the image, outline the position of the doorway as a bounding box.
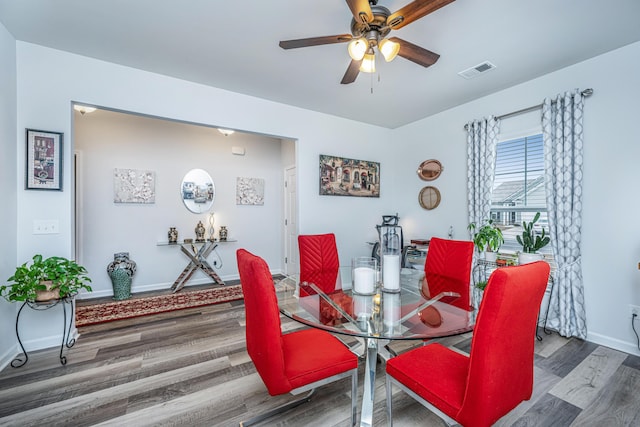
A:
[284,165,298,274]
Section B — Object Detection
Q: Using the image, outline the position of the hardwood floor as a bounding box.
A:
[1,299,640,426]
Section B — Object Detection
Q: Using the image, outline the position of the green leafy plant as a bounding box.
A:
[475,280,488,291]
[0,254,92,302]
[516,212,551,253]
[468,219,504,253]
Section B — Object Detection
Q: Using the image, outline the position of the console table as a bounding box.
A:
[158,240,236,293]
[12,296,76,368]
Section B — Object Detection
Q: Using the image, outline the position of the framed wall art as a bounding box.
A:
[25,128,63,190]
[113,168,156,204]
[236,177,265,205]
[319,154,380,197]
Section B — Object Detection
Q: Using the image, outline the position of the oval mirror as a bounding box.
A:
[417,159,443,181]
[181,169,215,213]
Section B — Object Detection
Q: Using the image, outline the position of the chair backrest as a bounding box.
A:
[236,249,291,396]
[457,261,550,427]
[424,237,474,310]
[298,233,340,293]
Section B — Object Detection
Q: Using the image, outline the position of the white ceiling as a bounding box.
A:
[1,0,640,129]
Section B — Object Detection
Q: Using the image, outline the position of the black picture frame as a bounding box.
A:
[25,128,63,191]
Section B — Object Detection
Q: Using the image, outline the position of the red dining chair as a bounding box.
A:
[298,233,340,294]
[385,261,550,427]
[236,249,358,426]
[298,233,365,355]
[422,237,474,311]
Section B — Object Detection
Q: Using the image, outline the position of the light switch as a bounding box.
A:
[33,220,60,234]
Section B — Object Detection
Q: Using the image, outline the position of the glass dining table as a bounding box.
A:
[276,267,475,427]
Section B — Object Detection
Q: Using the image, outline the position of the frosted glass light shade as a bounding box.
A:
[379,38,400,62]
[348,38,367,61]
[73,105,96,114]
[359,53,376,73]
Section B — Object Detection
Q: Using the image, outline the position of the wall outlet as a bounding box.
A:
[630,304,640,319]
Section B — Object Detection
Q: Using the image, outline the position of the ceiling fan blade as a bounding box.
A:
[341,59,362,84]
[346,0,373,24]
[279,34,353,50]
[387,0,455,29]
[390,37,440,67]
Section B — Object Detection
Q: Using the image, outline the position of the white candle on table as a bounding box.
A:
[383,293,400,325]
[354,266,375,294]
[383,254,401,291]
[353,295,372,318]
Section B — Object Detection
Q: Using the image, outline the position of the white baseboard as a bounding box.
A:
[0,344,17,371]
[0,327,80,371]
[586,331,640,356]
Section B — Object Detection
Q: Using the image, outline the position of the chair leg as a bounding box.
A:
[239,389,316,427]
[351,368,358,426]
[388,376,459,426]
[386,375,393,427]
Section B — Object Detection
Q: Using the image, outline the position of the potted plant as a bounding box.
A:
[0,254,92,302]
[468,219,504,262]
[516,212,551,264]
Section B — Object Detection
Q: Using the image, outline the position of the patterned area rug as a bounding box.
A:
[75,285,244,327]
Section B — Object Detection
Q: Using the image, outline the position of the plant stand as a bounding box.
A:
[473,258,555,341]
[11,296,76,368]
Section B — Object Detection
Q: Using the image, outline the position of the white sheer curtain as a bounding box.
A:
[466,117,500,229]
[542,89,587,339]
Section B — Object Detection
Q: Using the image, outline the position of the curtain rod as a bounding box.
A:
[464,88,593,130]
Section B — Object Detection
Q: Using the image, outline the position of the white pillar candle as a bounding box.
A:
[353,295,372,319]
[354,266,375,295]
[383,293,400,325]
[382,254,401,291]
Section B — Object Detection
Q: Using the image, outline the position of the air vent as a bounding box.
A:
[458,61,497,79]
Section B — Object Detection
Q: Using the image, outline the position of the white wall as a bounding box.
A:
[9,42,394,356]
[7,37,640,364]
[0,22,18,369]
[74,109,290,296]
[392,40,640,355]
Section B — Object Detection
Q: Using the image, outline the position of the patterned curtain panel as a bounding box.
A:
[542,89,587,339]
[466,117,500,229]
[466,117,499,311]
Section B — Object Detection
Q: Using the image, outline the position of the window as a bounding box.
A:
[490,133,551,253]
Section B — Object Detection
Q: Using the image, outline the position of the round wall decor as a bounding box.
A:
[419,186,441,210]
[417,159,443,181]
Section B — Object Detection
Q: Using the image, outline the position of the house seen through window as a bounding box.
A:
[491,133,551,254]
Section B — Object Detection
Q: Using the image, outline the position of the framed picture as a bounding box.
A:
[236,177,265,205]
[113,168,156,204]
[319,154,380,197]
[25,129,63,190]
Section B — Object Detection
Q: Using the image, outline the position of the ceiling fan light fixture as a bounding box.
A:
[359,52,376,73]
[73,104,97,115]
[379,38,400,62]
[347,38,367,61]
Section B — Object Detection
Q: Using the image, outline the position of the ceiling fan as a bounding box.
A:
[279,0,455,84]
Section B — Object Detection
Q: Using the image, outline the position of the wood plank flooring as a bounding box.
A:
[1,298,640,426]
